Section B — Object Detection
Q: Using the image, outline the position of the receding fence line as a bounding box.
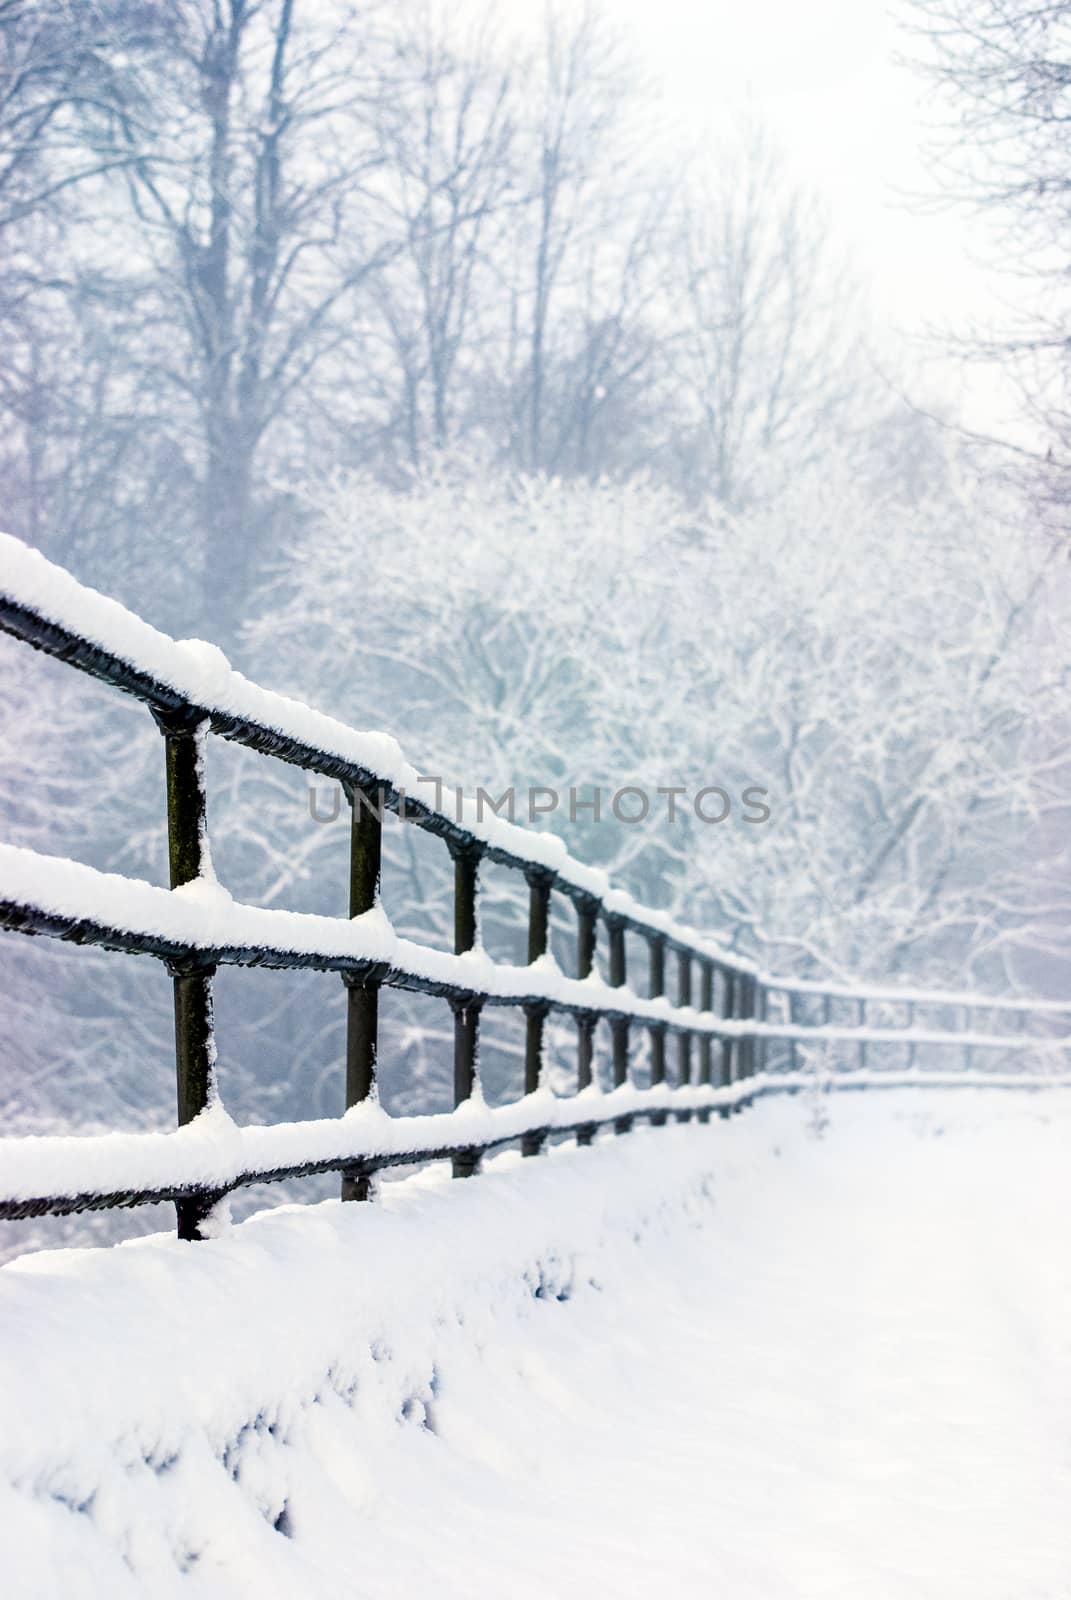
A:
[1,533,1069,1240]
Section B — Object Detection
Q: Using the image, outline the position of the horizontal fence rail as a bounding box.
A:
[1,532,1069,1239]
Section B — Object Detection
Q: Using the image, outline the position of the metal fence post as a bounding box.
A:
[788,990,799,1073]
[697,958,714,1121]
[449,839,485,1177]
[738,974,752,1083]
[340,783,384,1202]
[648,934,667,1126]
[607,915,631,1132]
[522,869,554,1156]
[677,949,693,1121]
[575,895,599,1146]
[721,967,736,1100]
[154,708,220,1241]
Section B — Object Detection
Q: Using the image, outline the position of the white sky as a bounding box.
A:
[501,0,1030,438]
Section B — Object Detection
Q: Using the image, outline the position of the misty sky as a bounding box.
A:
[504,0,1025,438]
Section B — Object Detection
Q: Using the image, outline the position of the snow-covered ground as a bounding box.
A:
[2,1088,1070,1599]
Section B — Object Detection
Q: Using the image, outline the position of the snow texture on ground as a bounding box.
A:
[2,1088,1070,1599]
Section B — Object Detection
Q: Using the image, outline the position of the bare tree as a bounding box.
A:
[354,3,517,473]
[525,184,670,480]
[499,2,657,474]
[908,0,1071,484]
[0,0,135,233]
[78,0,414,635]
[1,2,875,612]
[0,0,96,527]
[664,133,869,509]
[251,439,1071,995]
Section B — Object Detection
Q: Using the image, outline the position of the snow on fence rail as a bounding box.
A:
[1,532,1069,1238]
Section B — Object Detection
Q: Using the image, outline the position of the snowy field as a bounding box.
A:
[2,1088,1070,1600]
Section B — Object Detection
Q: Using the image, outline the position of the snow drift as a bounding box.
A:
[3,1091,1071,1599]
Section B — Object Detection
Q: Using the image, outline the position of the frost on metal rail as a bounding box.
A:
[1,533,1069,1240]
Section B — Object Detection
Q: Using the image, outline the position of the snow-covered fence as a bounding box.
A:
[1,533,1069,1239]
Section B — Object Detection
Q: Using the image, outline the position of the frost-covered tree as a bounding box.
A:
[908,0,1071,495]
[0,0,876,630]
[663,134,870,508]
[658,449,1071,987]
[226,461,703,1109]
[352,3,517,473]
[212,441,1071,1123]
